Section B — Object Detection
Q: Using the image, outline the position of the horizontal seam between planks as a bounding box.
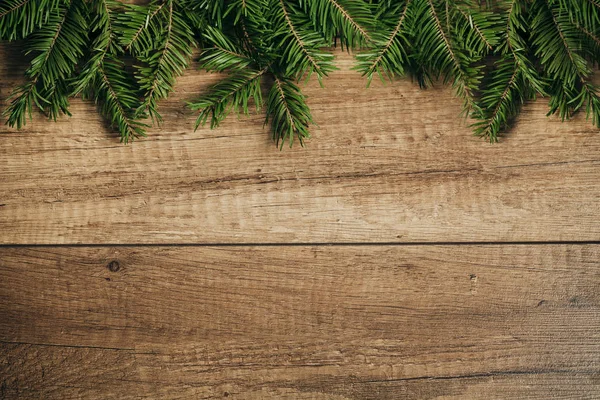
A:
[0,340,145,352]
[1,241,600,247]
[360,368,600,383]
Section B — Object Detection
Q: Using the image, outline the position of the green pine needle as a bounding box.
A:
[189,68,266,130]
[266,75,313,148]
[0,0,62,41]
[354,0,412,86]
[3,0,87,127]
[2,0,600,145]
[118,0,195,123]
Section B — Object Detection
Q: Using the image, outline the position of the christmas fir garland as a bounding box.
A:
[1,0,600,147]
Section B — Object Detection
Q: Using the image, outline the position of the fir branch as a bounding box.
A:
[123,2,167,51]
[584,0,600,10]
[199,26,253,72]
[425,0,461,75]
[445,0,450,32]
[417,0,480,113]
[502,0,544,91]
[266,75,313,148]
[354,0,412,85]
[139,0,175,121]
[279,0,326,77]
[472,0,538,141]
[558,0,600,63]
[33,3,72,82]
[532,0,597,120]
[189,67,267,130]
[582,84,600,127]
[455,6,493,52]
[96,57,148,143]
[328,0,372,42]
[3,0,600,145]
[4,0,87,126]
[575,23,600,47]
[542,0,589,81]
[0,0,31,18]
[212,46,249,63]
[3,83,41,129]
[230,0,272,57]
[472,56,529,141]
[490,69,519,123]
[0,0,61,40]
[72,0,147,142]
[302,0,374,49]
[275,0,336,82]
[503,0,520,56]
[76,0,116,79]
[123,0,195,123]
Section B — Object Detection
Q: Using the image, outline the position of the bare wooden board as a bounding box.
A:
[2,45,600,244]
[1,245,599,399]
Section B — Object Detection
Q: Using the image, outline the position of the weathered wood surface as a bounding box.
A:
[2,41,600,399]
[1,245,599,399]
[2,45,600,244]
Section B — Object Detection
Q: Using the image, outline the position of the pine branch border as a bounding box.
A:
[1,0,600,148]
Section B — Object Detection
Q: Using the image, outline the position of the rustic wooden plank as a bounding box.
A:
[1,342,597,400]
[2,45,600,243]
[1,245,598,398]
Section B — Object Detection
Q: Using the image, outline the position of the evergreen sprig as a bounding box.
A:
[356,0,502,114]
[0,0,63,41]
[72,0,147,142]
[2,0,600,146]
[471,0,544,141]
[117,0,196,123]
[300,0,374,49]
[4,0,88,127]
[2,0,197,142]
[188,0,362,147]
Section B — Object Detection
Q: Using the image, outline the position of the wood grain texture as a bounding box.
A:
[2,44,600,244]
[1,245,599,399]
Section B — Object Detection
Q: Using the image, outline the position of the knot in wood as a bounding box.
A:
[107,260,121,273]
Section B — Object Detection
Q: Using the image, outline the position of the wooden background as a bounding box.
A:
[1,44,599,399]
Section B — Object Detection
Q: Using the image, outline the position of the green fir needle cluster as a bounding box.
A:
[1,0,600,146]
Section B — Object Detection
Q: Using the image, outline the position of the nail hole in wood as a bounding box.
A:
[107,260,121,273]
